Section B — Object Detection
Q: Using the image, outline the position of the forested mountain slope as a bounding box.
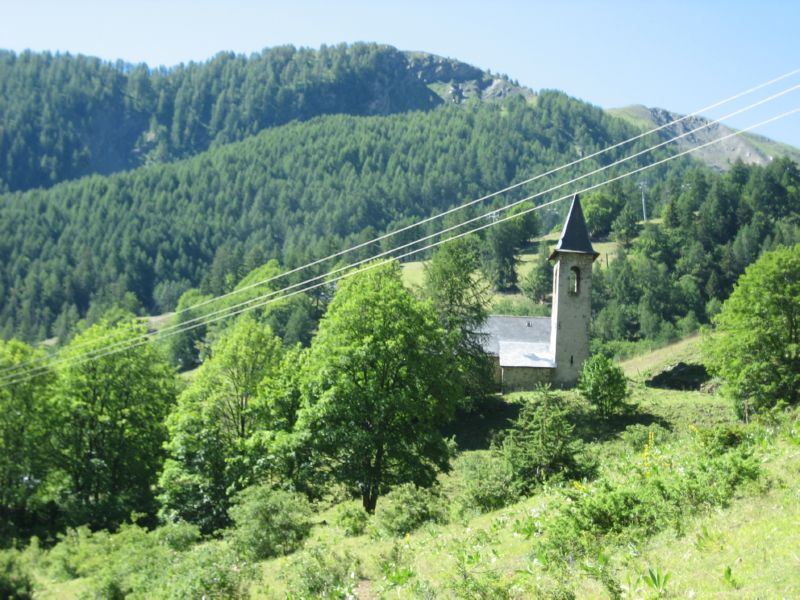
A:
[0,92,683,341]
[0,43,523,193]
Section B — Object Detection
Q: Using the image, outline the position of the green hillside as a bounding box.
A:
[14,339,800,599]
[0,90,682,341]
[0,44,497,194]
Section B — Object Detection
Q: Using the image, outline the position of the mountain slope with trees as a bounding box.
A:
[0,43,516,194]
[0,91,685,342]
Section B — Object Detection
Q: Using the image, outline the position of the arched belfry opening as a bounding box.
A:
[569,266,580,295]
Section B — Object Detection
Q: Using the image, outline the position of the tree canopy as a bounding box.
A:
[296,262,460,512]
[703,243,800,418]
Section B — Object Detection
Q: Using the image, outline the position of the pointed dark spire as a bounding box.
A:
[550,194,599,260]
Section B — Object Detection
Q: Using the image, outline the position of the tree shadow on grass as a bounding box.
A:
[568,402,672,444]
[443,394,521,451]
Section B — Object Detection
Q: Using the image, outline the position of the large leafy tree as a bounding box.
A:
[52,318,177,528]
[703,243,800,418]
[297,262,459,513]
[159,314,284,533]
[0,340,55,539]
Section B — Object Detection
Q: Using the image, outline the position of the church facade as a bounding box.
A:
[479,194,599,391]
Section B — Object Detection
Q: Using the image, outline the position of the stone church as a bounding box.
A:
[479,194,598,390]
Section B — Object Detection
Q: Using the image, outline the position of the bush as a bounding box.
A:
[334,502,370,536]
[283,543,360,598]
[620,423,671,449]
[158,541,254,600]
[74,524,173,599]
[152,520,201,551]
[227,485,312,561]
[373,483,446,537]
[501,387,590,495]
[446,451,516,516]
[46,526,111,580]
[578,355,630,418]
[534,436,761,567]
[0,549,34,599]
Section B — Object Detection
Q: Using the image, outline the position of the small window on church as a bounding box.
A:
[569,266,580,295]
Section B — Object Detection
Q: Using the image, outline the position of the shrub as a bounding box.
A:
[620,423,671,449]
[152,520,201,551]
[373,483,446,537]
[334,502,370,536]
[227,485,312,561]
[447,451,516,516]
[46,526,111,580]
[501,387,590,495]
[76,524,173,599]
[578,355,630,418]
[158,541,254,600]
[534,438,761,567]
[0,549,34,600]
[283,543,360,598]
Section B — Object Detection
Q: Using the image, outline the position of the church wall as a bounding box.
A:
[501,366,552,392]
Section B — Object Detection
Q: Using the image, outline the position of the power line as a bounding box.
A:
[2,104,797,389]
[3,77,798,381]
[4,79,797,380]
[5,66,797,379]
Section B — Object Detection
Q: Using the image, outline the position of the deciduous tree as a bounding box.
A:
[703,243,800,418]
[297,262,459,513]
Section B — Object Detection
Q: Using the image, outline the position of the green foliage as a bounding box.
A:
[445,451,515,516]
[481,208,539,291]
[500,388,590,494]
[520,243,553,304]
[226,485,312,561]
[578,355,630,419]
[373,483,446,537]
[0,44,448,194]
[283,543,361,599]
[533,423,761,568]
[611,204,640,248]
[583,190,625,238]
[703,243,800,418]
[157,541,254,600]
[150,520,201,551]
[334,502,370,537]
[642,566,671,597]
[52,319,177,529]
[296,261,460,513]
[445,529,516,599]
[159,314,285,533]
[423,237,494,402]
[0,85,670,342]
[0,549,34,599]
[0,339,56,542]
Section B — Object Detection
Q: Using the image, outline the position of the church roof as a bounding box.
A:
[550,194,599,259]
[478,315,550,356]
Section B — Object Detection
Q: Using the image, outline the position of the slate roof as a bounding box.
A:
[550,194,599,258]
[498,341,555,368]
[478,315,551,356]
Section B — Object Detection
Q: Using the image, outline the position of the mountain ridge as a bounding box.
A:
[609,104,800,170]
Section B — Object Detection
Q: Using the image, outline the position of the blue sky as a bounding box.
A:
[4,0,800,147]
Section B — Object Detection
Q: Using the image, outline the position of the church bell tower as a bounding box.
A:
[549,194,599,386]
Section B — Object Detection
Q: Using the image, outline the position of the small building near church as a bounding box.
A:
[478,194,599,391]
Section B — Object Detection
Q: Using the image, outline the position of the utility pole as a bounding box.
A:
[638,180,648,222]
